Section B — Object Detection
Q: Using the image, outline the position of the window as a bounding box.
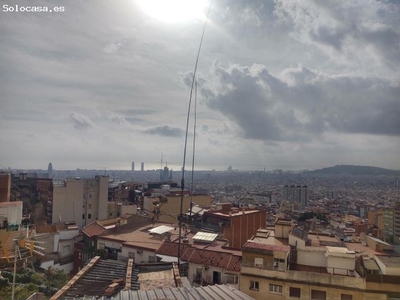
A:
[88,204,92,209]
[82,214,85,219]
[128,251,135,259]
[98,242,105,249]
[225,274,238,285]
[273,258,285,270]
[63,244,71,253]
[341,294,353,300]
[311,290,326,300]
[88,214,92,219]
[254,257,263,267]
[290,287,301,298]
[269,284,283,294]
[249,281,259,291]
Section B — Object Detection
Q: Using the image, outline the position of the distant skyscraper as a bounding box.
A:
[141,162,144,171]
[281,185,308,208]
[131,162,135,171]
[48,162,53,178]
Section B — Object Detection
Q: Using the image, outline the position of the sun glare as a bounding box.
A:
[136,0,208,23]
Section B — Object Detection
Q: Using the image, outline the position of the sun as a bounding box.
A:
[136,0,208,23]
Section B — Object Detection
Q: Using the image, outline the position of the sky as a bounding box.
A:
[1,0,399,172]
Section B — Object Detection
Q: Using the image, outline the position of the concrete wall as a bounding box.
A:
[188,262,239,288]
[0,201,22,225]
[240,272,389,300]
[326,256,355,275]
[119,246,156,263]
[53,176,108,228]
[297,247,326,267]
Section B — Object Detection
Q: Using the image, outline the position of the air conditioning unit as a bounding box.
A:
[203,266,209,270]
[137,249,143,254]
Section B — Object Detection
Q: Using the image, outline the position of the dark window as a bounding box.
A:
[249,281,259,291]
[311,290,326,300]
[341,294,353,300]
[82,214,85,219]
[269,284,282,294]
[290,287,301,298]
[88,214,92,219]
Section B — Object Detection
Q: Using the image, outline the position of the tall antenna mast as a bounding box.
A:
[178,2,213,271]
[189,80,198,221]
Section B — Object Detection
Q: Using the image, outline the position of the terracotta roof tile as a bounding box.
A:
[82,222,107,238]
[182,248,241,272]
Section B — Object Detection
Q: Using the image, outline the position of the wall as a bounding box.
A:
[326,255,355,275]
[188,262,239,288]
[296,247,326,267]
[0,201,22,225]
[240,273,389,300]
[0,173,11,203]
[119,246,156,263]
[224,210,266,249]
[53,180,84,227]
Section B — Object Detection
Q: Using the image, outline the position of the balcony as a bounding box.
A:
[241,265,366,290]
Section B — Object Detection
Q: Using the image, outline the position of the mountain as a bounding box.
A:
[306,165,400,176]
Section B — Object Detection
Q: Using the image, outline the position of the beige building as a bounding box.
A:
[143,194,212,223]
[240,220,400,300]
[52,176,108,228]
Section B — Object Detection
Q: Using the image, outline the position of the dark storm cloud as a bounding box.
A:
[142,125,184,137]
[200,62,400,142]
[69,112,94,129]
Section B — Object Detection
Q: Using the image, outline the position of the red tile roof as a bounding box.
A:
[82,222,107,238]
[243,241,290,253]
[182,248,241,272]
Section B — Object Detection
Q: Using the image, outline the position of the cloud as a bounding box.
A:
[142,125,184,137]
[273,0,400,78]
[199,61,400,142]
[69,112,94,129]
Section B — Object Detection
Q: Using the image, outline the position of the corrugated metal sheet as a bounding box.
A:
[72,285,255,300]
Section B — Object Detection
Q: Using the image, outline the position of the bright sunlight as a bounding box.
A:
[136,0,208,23]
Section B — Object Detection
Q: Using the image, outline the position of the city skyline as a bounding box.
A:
[1,0,400,171]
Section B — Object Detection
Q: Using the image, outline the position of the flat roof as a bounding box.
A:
[375,255,400,268]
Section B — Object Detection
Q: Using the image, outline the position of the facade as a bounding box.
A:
[0,173,11,203]
[0,201,23,228]
[281,185,308,208]
[394,201,400,244]
[239,222,400,300]
[141,162,144,171]
[131,162,135,171]
[195,204,267,249]
[52,176,108,228]
[383,208,395,243]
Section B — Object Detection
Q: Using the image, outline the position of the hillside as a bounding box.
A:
[307,165,400,176]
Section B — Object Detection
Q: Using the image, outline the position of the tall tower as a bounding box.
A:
[141,162,144,171]
[131,162,135,171]
[48,162,53,179]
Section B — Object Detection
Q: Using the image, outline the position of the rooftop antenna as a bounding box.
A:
[178,2,213,272]
[189,80,198,221]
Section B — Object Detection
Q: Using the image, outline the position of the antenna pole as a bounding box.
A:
[11,240,18,300]
[178,2,212,272]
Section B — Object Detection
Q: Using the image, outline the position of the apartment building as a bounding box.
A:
[52,176,108,228]
[240,219,400,300]
[394,201,400,244]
